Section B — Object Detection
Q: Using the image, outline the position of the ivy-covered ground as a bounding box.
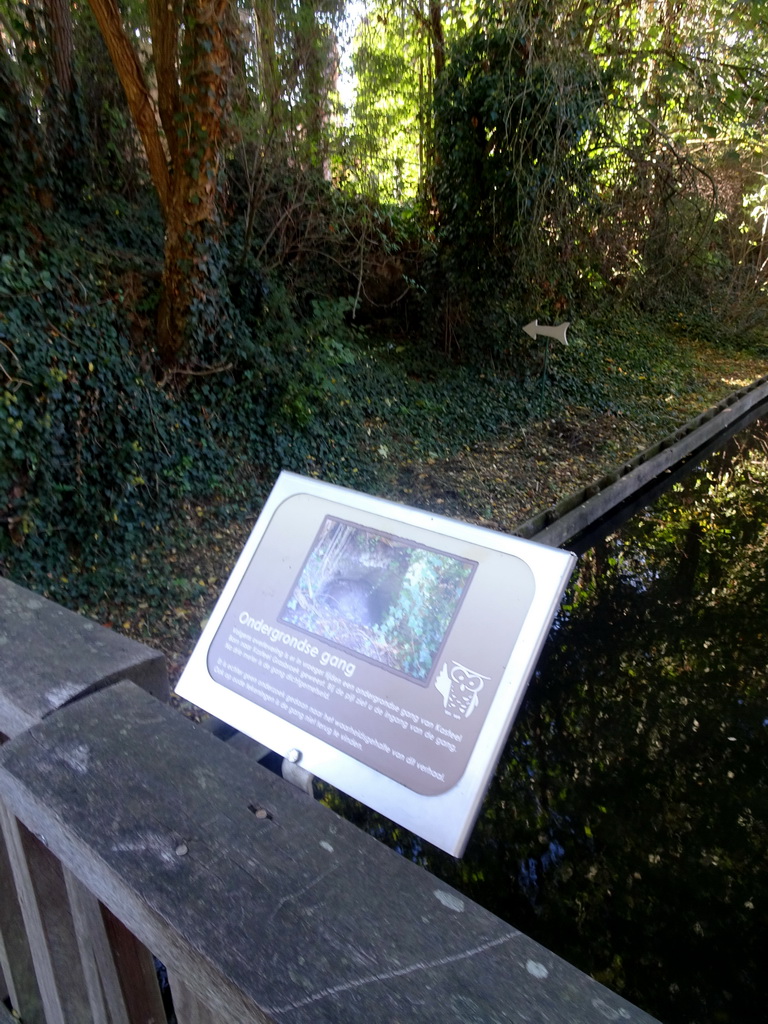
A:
[112,326,767,694]
[393,339,768,531]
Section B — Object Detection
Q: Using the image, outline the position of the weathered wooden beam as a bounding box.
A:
[0,577,168,738]
[0,680,659,1024]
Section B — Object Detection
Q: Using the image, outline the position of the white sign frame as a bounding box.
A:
[176,472,575,856]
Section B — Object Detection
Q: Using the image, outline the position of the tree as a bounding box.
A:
[431,5,605,357]
[41,0,79,182]
[345,0,455,201]
[560,0,768,302]
[87,0,239,366]
[0,0,83,196]
[343,0,768,349]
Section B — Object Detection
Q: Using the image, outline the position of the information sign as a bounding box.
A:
[176,472,576,855]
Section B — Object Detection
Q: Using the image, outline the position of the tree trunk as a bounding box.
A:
[87,0,171,215]
[147,0,180,148]
[44,0,74,99]
[155,0,237,365]
[42,0,91,191]
[87,0,237,367]
[253,0,281,129]
[429,0,445,79]
[294,0,336,174]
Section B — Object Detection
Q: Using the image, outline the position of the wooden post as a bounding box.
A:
[100,907,167,1024]
[166,969,218,1024]
[64,869,169,1024]
[0,578,169,1024]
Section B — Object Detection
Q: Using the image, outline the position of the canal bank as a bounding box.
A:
[518,374,768,552]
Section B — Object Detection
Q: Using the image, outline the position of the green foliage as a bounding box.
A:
[0,194,263,604]
[530,303,767,427]
[431,16,604,360]
[582,0,768,309]
[343,6,427,199]
[211,271,528,489]
[2,175,758,610]
[0,210,183,592]
[73,3,148,197]
[232,0,347,176]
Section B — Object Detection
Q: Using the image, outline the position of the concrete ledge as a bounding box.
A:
[0,578,167,738]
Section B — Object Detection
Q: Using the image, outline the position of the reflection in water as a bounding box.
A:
[322,420,768,1024]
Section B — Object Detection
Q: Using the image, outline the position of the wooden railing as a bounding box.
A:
[0,576,658,1023]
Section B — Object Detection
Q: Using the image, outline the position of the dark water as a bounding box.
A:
[325,419,768,1024]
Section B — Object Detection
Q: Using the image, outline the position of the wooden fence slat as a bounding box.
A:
[100,906,167,1024]
[167,969,219,1024]
[64,868,133,1024]
[0,797,45,1024]
[0,800,91,1024]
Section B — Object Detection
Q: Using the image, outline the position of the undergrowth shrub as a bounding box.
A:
[0,203,442,603]
[0,214,200,600]
[202,287,376,486]
[200,273,534,494]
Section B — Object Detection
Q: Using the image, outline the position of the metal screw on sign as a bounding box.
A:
[523,320,570,416]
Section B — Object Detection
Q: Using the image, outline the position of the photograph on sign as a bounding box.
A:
[280,516,476,685]
[176,472,576,854]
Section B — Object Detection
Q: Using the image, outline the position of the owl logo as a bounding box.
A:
[435,661,490,720]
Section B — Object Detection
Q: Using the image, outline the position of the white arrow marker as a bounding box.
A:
[523,320,570,345]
